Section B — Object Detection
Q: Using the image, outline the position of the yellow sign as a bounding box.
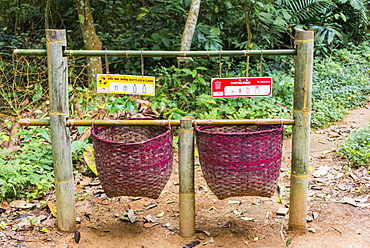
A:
[97,74,155,96]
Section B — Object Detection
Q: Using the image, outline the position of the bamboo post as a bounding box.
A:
[289,30,314,232]
[178,117,195,237]
[46,29,76,232]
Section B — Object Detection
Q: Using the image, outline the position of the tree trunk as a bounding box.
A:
[178,0,201,64]
[76,0,102,83]
[45,0,51,29]
[244,1,254,77]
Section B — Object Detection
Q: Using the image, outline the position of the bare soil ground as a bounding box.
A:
[1,102,370,248]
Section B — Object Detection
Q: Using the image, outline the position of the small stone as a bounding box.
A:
[312,212,319,220]
[306,215,313,222]
[276,208,289,216]
[143,223,159,228]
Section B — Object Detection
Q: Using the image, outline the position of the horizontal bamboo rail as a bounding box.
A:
[13,49,297,57]
[18,118,295,127]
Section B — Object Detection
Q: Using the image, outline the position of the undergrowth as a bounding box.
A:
[0,127,87,201]
[339,125,370,168]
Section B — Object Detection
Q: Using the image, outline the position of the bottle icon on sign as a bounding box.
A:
[255,86,260,94]
[133,84,137,93]
[142,84,147,93]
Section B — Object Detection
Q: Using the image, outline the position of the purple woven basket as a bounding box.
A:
[92,121,173,199]
[196,124,283,199]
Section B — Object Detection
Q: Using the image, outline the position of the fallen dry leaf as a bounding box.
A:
[313,165,330,178]
[83,145,98,176]
[46,201,57,217]
[128,209,138,223]
[156,211,165,218]
[10,200,37,209]
[143,222,159,228]
[143,203,157,211]
[342,197,357,206]
[240,216,254,221]
[203,237,214,245]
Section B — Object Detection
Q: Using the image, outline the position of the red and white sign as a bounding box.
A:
[211,77,272,97]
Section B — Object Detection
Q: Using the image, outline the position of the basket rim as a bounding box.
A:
[91,118,171,145]
[195,123,283,136]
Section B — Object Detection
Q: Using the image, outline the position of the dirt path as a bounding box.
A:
[1,102,370,248]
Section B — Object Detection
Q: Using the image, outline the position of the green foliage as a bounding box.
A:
[148,42,369,132]
[193,23,223,51]
[339,125,370,168]
[105,96,138,115]
[278,0,337,23]
[150,64,292,123]
[0,55,48,117]
[276,0,368,50]
[94,0,187,72]
[0,127,88,201]
[0,128,53,201]
[310,43,370,128]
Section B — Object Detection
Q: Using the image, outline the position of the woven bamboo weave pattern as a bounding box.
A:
[196,124,283,199]
[92,124,173,199]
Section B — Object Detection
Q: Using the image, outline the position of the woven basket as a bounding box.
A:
[195,124,283,199]
[92,121,173,199]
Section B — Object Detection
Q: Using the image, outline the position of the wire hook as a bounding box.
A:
[259,49,263,77]
[219,49,223,77]
[105,49,110,74]
[141,50,145,76]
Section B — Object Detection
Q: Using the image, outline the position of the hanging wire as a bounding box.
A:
[141,50,145,76]
[105,49,110,74]
[259,50,263,77]
[219,50,222,77]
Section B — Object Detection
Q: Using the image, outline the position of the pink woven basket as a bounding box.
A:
[92,121,173,199]
[195,124,283,199]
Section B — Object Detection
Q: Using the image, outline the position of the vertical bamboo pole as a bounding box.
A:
[178,117,195,237]
[46,29,76,232]
[289,30,314,232]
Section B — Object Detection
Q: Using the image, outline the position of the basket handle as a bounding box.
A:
[193,119,199,130]
[167,119,172,130]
